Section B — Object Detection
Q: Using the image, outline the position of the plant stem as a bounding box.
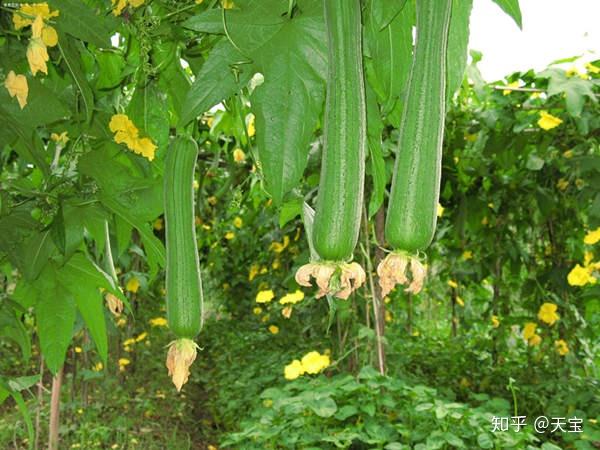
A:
[47,367,63,450]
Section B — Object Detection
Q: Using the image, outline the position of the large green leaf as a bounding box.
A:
[127,82,171,153]
[365,87,385,218]
[539,68,597,117]
[179,38,254,126]
[447,0,473,100]
[57,253,118,363]
[491,0,522,29]
[58,36,94,124]
[246,0,327,204]
[364,0,413,115]
[34,266,76,374]
[49,0,119,47]
[100,196,166,277]
[22,229,57,281]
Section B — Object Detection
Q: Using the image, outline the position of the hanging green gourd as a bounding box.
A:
[163,135,203,391]
[378,0,453,297]
[295,0,367,299]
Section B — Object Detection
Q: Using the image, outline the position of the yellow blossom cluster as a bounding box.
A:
[554,339,569,356]
[109,114,157,161]
[279,290,304,305]
[538,302,559,326]
[111,0,145,16]
[149,317,168,327]
[522,322,541,346]
[123,332,148,352]
[255,289,275,303]
[567,229,600,287]
[126,276,140,293]
[13,3,59,76]
[284,351,330,380]
[4,71,29,109]
[537,111,562,131]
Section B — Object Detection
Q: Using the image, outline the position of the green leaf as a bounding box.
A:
[539,68,597,117]
[371,0,408,30]
[364,0,413,114]
[306,396,337,418]
[57,254,112,363]
[247,0,327,204]
[0,383,34,449]
[491,0,522,29]
[100,196,166,277]
[35,266,76,374]
[127,82,170,152]
[58,36,94,124]
[95,51,126,90]
[50,0,119,47]
[279,196,303,228]
[22,229,56,281]
[476,433,494,448]
[179,38,254,126]
[366,86,385,218]
[447,0,473,99]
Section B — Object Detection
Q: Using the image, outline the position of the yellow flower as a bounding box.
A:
[135,332,148,342]
[584,227,600,245]
[585,63,600,74]
[528,334,542,346]
[447,280,458,289]
[41,25,58,47]
[225,231,235,240]
[538,111,563,131]
[153,217,164,231]
[522,322,537,341]
[246,113,255,137]
[233,217,243,228]
[123,338,136,347]
[248,264,260,281]
[108,114,156,161]
[149,317,168,327]
[221,0,234,8]
[118,358,131,371]
[233,148,246,163]
[455,296,464,307]
[301,351,330,375]
[537,303,559,326]
[530,92,542,99]
[567,264,596,286]
[554,339,569,356]
[207,196,217,206]
[503,80,520,95]
[27,34,49,76]
[284,359,304,380]
[491,315,500,328]
[126,276,140,293]
[13,3,59,30]
[268,325,279,334]
[281,306,293,319]
[129,0,146,6]
[385,310,393,323]
[4,71,28,109]
[92,362,103,372]
[269,236,290,253]
[437,203,444,217]
[279,290,304,305]
[50,131,69,146]
[556,178,569,191]
[462,250,473,260]
[261,314,270,323]
[255,289,275,303]
[74,346,82,353]
[271,259,281,270]
[562,149,574,158]
[252,306,262,315]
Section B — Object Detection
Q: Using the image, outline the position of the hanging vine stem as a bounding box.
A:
[360,206,386,375]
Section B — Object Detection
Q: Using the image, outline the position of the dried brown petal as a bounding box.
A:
[406,258,427,294]
[166,338,198,391]
[105,292,124,316]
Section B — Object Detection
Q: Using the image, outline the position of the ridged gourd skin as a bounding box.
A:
[164,136,203,338]
[384,0,452,253]
[312,0,367,262]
